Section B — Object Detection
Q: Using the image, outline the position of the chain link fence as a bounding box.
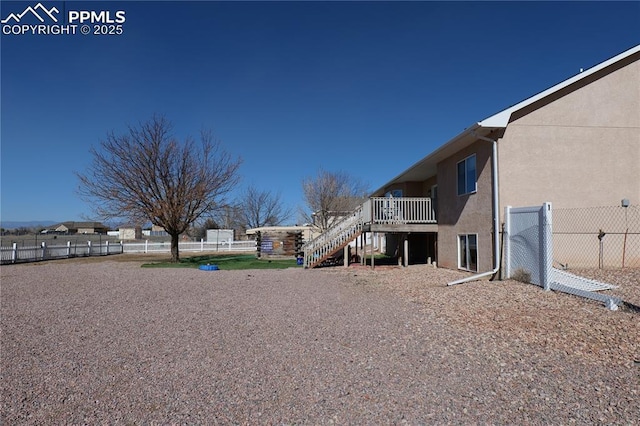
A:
[553,205,640,269]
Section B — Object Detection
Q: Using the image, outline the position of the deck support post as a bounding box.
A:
[344,245,349,268]
[371,233,375,270]
[354,235,358,263]
[362,233,366,266]
[404,235,409,267]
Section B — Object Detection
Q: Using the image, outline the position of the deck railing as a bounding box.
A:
[367,197,436,224]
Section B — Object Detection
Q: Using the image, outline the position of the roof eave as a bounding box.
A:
[371,123,505,196]
[371,44,640,197]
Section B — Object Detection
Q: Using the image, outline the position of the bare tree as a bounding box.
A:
[238,185,292,229]
[208,203,247,238]
[77,116,241,262]
[301,169,369,231]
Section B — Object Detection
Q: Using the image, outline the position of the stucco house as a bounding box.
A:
[303,44,639,273]
[49,221,109,235]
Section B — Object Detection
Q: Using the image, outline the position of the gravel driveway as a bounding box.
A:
[2,260,638,424]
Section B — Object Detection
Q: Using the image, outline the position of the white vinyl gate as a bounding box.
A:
[504,203,621,310]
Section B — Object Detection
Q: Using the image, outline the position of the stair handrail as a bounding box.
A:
[303,203,366,267]
[302,204,364,249]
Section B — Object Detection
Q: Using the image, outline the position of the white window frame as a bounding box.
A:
[457,154,477,196]
[458,233,478,272]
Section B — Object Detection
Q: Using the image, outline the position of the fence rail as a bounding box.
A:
[1,239,256,264]
[121,240,256,254]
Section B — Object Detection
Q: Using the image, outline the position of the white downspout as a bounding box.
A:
[448,132,500,286]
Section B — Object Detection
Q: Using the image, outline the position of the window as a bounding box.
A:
[457,154,476,195]
[458,234,478,272]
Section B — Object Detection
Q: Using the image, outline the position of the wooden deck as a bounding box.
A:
[303,197,437,268]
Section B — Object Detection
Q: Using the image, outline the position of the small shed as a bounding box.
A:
[246,226,315,258]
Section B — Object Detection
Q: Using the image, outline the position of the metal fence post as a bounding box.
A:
[541,202,552,291]
[552,204,639,269]
[41,241,46,261]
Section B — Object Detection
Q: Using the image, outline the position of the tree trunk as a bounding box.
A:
[170,232,180,263]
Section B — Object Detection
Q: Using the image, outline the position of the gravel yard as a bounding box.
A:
[1,260,639,424]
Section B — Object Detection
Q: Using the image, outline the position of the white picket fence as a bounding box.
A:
[1,239,256,264]
[1,241,124,264]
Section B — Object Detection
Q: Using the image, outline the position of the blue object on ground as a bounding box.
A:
[199,264,219,271]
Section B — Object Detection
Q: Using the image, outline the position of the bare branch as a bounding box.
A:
[237,185,293,229]
[300,168,369,231]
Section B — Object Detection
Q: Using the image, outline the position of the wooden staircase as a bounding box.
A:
[303,205,365,268]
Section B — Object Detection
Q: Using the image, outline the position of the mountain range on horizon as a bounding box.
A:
[1,220,132,230]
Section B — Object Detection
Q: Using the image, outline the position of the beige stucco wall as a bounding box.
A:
[423,177,437,197]
[498,56,640,215]
[404,181,424,197]
[498,56,639,269]
[436,140,494,271]
[376,54,638,271]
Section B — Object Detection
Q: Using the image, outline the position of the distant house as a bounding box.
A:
[118,225,143,240]
[116,224,171,240]
[49,221,109,235]
[305,44,639,272]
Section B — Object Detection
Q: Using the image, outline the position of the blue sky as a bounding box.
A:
[1,1,639,225]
